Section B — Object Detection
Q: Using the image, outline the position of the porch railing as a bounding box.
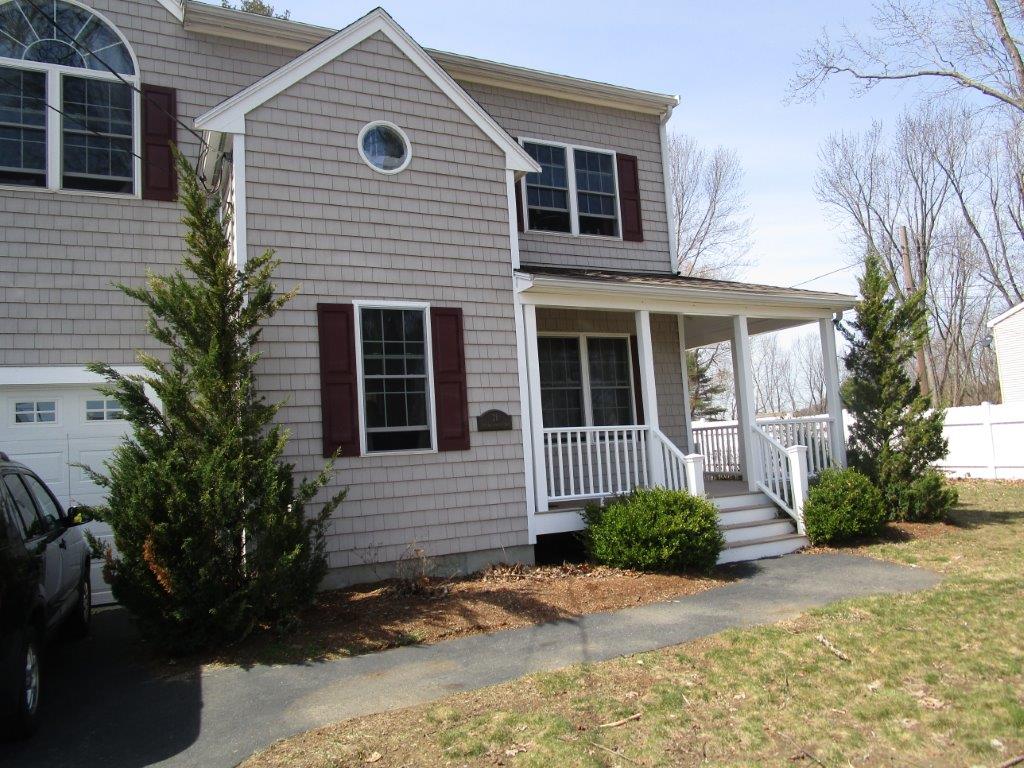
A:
[653,427,704,496]
[542,425,649,502]
[693,415,834,479]
[751,425,809,535]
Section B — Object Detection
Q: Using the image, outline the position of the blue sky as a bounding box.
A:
[282,0,926,295]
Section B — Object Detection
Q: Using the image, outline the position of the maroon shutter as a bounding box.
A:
[317,303,360,458]
[141,85,177,201]
[431,307,470,451]
[617,153,644,242]
[514,179,525,232]
[629,335,645,424]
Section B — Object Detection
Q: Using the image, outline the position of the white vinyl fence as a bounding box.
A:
[929,402,1024,480]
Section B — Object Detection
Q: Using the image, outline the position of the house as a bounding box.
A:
[0,0,855,595]
[989,301,1024,404]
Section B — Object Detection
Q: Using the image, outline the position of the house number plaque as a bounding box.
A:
[477,409,513,432]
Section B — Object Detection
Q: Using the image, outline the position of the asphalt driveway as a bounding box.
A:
[0,552,940,768]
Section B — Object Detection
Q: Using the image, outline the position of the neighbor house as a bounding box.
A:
[989,301,1024,404]
[0,0,855,598]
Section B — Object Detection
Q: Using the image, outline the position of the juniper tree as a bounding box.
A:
[86,151,343,652]
[839,250,955,520]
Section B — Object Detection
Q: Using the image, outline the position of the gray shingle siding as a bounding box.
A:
[244,33,528,573]
[460,82,672,275]
[0,0,295,366]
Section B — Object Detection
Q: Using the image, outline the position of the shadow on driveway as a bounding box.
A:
[0,608,201,768]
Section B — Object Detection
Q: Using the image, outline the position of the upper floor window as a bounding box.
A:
[522,139,620,238]
[0,0,138,194]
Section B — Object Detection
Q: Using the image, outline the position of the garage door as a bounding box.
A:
[0,385,132,606]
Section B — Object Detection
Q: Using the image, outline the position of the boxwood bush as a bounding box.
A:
[803,467,886,545]
[582,487,723,573]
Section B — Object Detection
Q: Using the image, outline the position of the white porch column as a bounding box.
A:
[731,315,758,492]
[819,317,848,467]
[522,304,549,513]
[634,310,666,486]
[677,315,694,453]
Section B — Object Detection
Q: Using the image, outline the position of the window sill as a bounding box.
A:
[523,227,623,243]
[361,447,439,458]
[0,183,142,201]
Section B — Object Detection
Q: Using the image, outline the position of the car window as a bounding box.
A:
[21,474,63,529]
[1,475,48,539]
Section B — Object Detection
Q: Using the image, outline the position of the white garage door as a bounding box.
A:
[0,385,132,606]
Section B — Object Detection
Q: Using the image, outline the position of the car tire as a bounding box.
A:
[65,571,91,640]
[1,629,41,741]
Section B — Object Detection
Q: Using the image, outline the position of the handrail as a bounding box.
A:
[652,427,705,496]
[751,425,808,534]
[695,415,834,479]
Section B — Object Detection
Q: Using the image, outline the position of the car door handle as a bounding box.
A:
[59,538,67,550]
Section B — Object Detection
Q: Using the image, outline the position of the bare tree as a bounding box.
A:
[667,133,752,278]
[791,0,1024,116]
[816,106,1006,405]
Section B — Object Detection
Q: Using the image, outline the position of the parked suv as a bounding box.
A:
[0,453,91,740]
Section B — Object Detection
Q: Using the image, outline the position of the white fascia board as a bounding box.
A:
[194,8,539,175]
[988,300,1024,328]
[0,366,150,387]
[519,275,855,319]
[155,0,184,22]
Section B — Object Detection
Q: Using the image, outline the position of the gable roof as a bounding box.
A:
[194,7,540,174]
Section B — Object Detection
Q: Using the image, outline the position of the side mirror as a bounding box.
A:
[65,505,95,525]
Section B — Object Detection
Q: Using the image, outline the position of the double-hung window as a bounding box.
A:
[522,140,620,238]
[538,335,636,428]
[358,305,434,453]
[0,0,139,195]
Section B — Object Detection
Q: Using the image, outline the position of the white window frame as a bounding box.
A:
[10,398,60,427]
[0,1,142,199]
[537,332,637,428]
[519,137,623,241]
[357,120,412,175]
[353,299,438,456]
[83,397,124,423]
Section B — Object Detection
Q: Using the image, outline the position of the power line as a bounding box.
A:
[20,0,209,152]
[789,261,862,288]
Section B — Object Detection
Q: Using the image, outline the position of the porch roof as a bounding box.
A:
[515,265,858,347]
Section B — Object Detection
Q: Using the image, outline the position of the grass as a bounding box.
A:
[243,480,1024,767]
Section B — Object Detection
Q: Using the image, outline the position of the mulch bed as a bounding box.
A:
[206,563,729,667]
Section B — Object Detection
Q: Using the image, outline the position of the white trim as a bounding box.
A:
[660,108,677,273]
[522,303,549,513]
[232,132,247,271]
[0,366,148,387]
[518,136,623,241]
[155,0,185,22]
[193,8,539,174]
[634,310,664,485]
[356,120,412,175]
[731,316,757,492]
[517,271,856,317]
[351,300,438,457]
[512,293,537,542]
[505,169,521,270]
[819,317,847,467]
[988,300,1024,328]
[533,508,585,536]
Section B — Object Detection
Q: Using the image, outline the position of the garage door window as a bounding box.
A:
[14,400,56,424]
[86,399,124,421]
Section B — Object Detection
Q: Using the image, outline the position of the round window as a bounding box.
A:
[358,121,411,174]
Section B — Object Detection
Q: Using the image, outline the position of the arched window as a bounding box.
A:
[0,0,139,194]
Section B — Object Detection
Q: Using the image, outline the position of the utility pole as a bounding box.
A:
[900,226,931,400]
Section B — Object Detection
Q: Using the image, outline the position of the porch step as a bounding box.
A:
[720,517,795,544]
[716,503,779,526]
[713,491,774,512]
[717,532,809,565]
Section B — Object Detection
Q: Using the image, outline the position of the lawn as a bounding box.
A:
[243,481,1024,767]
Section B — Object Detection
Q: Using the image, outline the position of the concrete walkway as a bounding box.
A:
[2,553,939,768]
